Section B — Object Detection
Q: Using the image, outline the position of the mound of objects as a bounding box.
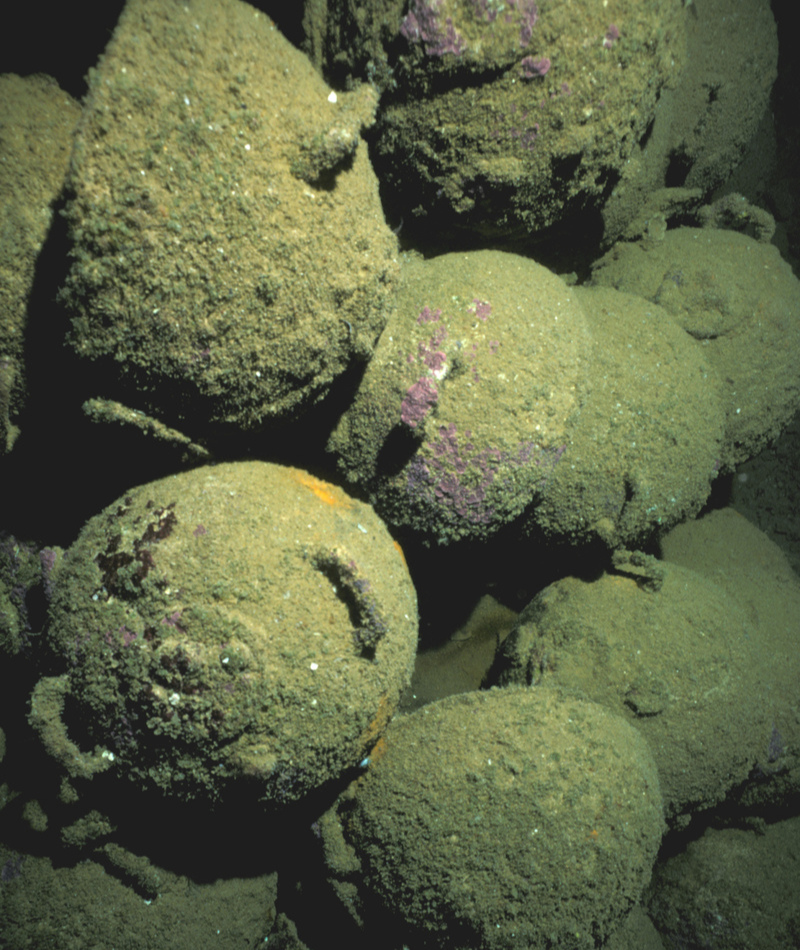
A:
[329,234,799,547]
[0,0,797,948]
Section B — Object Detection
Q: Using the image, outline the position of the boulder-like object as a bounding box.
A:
[321,687,664,949]
[329,249,591,542]
[0,74,81,456]
[59,0,398,436]
[488,560,770,827]
[591,227,800,466]
[32,462,418,804]
[370,0,687,241]
[528,282,725,546]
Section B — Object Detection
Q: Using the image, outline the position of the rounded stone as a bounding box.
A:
[324,687,664,949]
[528,283,725,547]
[328,250,591,542]
[59,0,398,436]
[371,0,687,242]
[489,561,769,826]
[35,462,418,804]
[591,228,800,467]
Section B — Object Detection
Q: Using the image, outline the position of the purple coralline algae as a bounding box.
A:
[521,55,550,78]
[514,0,539,46]
[469,298,492,321]
[400,306,450,429]
[471,0,539,46]
[407,422,564,527]
[401,377,439,428]
[603,24,621,49]
[400,0,467,57]
[401,0,540,57]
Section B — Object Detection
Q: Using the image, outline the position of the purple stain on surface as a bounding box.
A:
[767,723,786,763]
[410,325,448,376]
[162,609,186,633]
[401,377,439,428]
[103,625,139,649]
[407,424,566,527]
[400,0,466,57]
[520,55,550,78]
[190,346,211,365]
[511,0,539,46]
[1,854,24,883]
[407,423,497,525]
[421,347,447,374]
[470,0,498,23]
[121,626,138,647]
[470,298,492,321]
[193,523,207,537]
[519,123,539,149]
[417,305,442,325]
[603,24,620,48]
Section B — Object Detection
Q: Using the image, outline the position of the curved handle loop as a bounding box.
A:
[29,675,116,781]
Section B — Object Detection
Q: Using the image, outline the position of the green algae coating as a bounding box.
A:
[0,837,278,950]
[591,228,800,469]
[374,0,687,240]
[329,250,591,542]
[337,687,664,950]
[59,0,398,435]
[530,283,725,547]
[492,563,769,826]
[0,74,81,455]
[43,461,417,804]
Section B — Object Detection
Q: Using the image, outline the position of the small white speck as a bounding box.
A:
[310,662,319,671]
[169,692,181,706]
[328,91,338,103]
[183,95,191,106]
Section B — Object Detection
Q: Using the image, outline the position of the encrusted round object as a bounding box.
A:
[59,0,398,435]
[371,0,687,241]
[322,687,664,949]
[33,462,418,804]
[591,227,800,467]
[329,250,590,542]
[489,560,769,826]
[528,283,726,547]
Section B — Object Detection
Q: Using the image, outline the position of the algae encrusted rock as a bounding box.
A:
[60,0,398,436]
[34,462,418,804]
